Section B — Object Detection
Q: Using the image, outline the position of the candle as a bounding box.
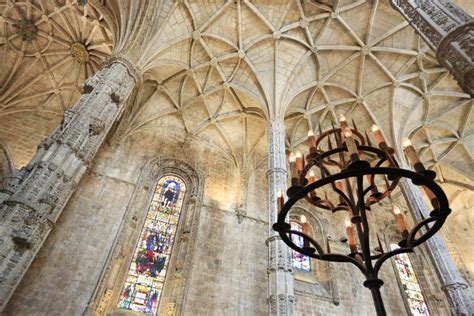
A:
[277,189,284,210]
[393,205,409,239]
[307,170,317,197]
[371,124,386,148]
[402,137,420,163]
[345,219,357,253]
[308,130,317,153]
[295,151,304,174]
[343,128,359,161]
[339,114,348,129]
[289,153,299,186]
[402,137,426,173]
[326,236,331,253]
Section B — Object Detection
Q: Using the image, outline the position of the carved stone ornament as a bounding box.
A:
[437,22,474,96]
[89,117,105,136]
[87,157,204,316]
[0,60,138,312]
[70,42,90,64]
[267,120,295,315]
[390,0,474,96]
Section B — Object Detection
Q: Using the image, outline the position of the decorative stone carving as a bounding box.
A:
[70,42,89,64]
[0,58,138,312]
[89,117,105,136]
[438,23,474,96]
[390,0,474,96]
[267,120,294,315]
[87,157,204,316]
[399,178,473,315]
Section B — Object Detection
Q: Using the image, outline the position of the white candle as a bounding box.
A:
[393,205,408,239]
[402,137,420,165]
[345,219,357,253]
[371,124,385,147]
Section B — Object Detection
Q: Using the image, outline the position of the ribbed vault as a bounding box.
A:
[0,0,473,302]
[0,0,112,166]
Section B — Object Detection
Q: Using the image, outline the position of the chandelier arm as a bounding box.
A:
[276,228,368,274]
[409,217,446,248]
[332,186,355,210]
[284,229,325,255]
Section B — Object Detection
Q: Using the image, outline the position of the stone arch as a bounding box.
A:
[89,157,204,315]
[289,206,339,305]
[383,223,439,316]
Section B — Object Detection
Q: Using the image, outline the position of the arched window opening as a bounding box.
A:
[117,175,187,315]
[290,216,311,272]
[390,244,430,316]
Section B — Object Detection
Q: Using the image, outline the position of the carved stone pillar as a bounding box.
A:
[390,0,474,96]
[266,119,295,316]
[399,178,473,315]
[0,57,139,311]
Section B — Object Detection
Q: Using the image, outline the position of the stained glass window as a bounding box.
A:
[391,244,430,316]
[290,221,311,272]
[117,175,187,315]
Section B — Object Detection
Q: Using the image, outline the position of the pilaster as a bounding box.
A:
[266,119,295,316]
[0,57,138,311]
[390,0,474,96]
[399,178,473,315]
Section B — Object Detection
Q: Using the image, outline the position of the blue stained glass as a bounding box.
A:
[290,221,311,272]
[118,175,186,315]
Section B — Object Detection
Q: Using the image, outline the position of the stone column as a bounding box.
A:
[0,57,139,311]
[390,0,474,96]
[266,119,295,316]
[399,178,473,315]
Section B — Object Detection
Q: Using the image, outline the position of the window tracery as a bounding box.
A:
[290,220,311,272]
[117,175,187,315]
[391,243,430,316]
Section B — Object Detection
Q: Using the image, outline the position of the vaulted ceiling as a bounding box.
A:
[0,0,473,232]
[0,0,112,166]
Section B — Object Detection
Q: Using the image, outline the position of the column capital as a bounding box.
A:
[102,55,142,83]
[390,0,474,96]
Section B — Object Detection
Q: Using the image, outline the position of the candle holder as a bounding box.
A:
[273,120,451,316]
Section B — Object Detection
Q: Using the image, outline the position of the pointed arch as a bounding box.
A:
[89,157,204,315]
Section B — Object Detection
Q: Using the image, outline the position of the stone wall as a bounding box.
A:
[3,126,270,315]
[3,121,449,316]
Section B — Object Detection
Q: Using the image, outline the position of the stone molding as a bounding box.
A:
[399,178,473,315]
[390,0,474,96]
[267,119,295,316]
[87,157,204,316]
[0,59,137,312]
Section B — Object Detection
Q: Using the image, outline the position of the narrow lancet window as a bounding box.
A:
[118,175,186,315]
[290,221,311,272]
[391,244,430,316]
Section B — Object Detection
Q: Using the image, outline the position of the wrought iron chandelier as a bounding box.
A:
[272,115,450,316]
